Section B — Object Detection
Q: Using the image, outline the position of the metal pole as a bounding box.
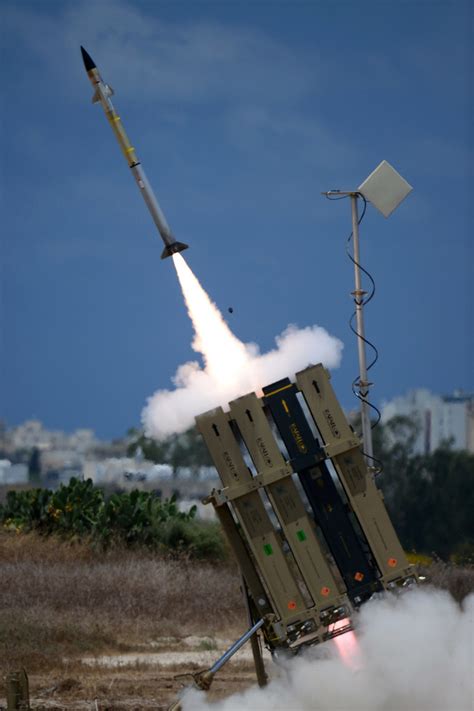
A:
[350,194,373,460]
[209,618,265,674]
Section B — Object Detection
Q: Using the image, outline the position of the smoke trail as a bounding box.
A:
[142,254,343,439]
[182,588,473,711]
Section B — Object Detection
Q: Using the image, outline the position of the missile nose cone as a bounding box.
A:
[80,46,96,72]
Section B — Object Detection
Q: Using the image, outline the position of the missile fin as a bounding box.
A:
[161,241,189,260]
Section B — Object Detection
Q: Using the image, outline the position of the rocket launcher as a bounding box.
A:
[169,365,417,708]
[196,365,416,651]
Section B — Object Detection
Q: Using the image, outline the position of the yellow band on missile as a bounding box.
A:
[112,116,121,122]
[126,147,135,153]
[264,383,293,398]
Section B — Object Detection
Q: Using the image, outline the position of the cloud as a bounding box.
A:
[142,323,343,440]
[2,0,318,106]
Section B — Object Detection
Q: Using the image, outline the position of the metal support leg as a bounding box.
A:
[241,576,268,687]
[167,619,265,711]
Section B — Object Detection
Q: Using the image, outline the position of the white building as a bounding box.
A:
[0,460,29,485]
[11,420,52,450]
[9,420,97,453]
[381,389,474,454]
[83,458,174,486]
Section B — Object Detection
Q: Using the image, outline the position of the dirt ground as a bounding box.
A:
[2,661,259,710]
[0,531,264,709]
[2,531,473,709]
[1,633,268,709]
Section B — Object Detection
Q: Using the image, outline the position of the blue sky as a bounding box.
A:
[1,0,472,439]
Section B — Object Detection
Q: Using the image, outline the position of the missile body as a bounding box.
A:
[80,46,188,259]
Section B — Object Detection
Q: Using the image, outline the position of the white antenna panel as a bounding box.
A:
[358,160,412,218]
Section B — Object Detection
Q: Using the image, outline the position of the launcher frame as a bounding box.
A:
[172,364,416,705]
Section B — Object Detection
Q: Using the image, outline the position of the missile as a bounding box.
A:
[80,46,188,260]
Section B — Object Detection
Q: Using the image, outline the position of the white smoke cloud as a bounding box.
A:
[141,254,343,439]
[142,323,342,440]
[182,588,474,711]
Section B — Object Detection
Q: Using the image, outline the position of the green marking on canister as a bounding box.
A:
[263,543,273,556]
[296,529,307,542]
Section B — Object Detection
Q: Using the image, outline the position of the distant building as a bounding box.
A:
[0,460,29,485]
[63,429,96,454]
[41,449,84,484]
[82,458,217,487]
[8,420,97,454]
[83,458,174,486]
[10,420,52,451]
[381,389,474,455]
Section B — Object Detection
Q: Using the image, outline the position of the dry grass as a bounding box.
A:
[420,559,474,603]
[0,530,244,673]
[2,667,257,710]
[2,529,473,682]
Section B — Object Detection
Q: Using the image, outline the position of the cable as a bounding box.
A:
[348,194,381,424]
[361,450,383,477]
[327,193,382,464]
[325,193,350,201]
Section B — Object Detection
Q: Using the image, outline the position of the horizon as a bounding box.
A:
[1,0,472,439]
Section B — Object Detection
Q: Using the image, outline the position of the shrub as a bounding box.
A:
[0,479,225,560]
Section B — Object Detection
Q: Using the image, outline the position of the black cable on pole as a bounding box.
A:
[325,192,382,475]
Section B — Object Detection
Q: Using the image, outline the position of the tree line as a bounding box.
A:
[373,416,474,563]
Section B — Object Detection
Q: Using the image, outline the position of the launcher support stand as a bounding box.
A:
[167,618,265,711]
[241,576,268,688]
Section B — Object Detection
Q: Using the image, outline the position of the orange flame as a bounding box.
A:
[332,619,362,670]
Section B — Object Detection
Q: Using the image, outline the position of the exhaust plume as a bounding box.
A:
[183,588,473,711]
[142,254,343,439]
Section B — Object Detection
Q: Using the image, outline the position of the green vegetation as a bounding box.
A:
[2,417,473,562]
[373,416,474,563]
[127,426,213,471]
[0,477,226,559]
[130,418,473,561]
